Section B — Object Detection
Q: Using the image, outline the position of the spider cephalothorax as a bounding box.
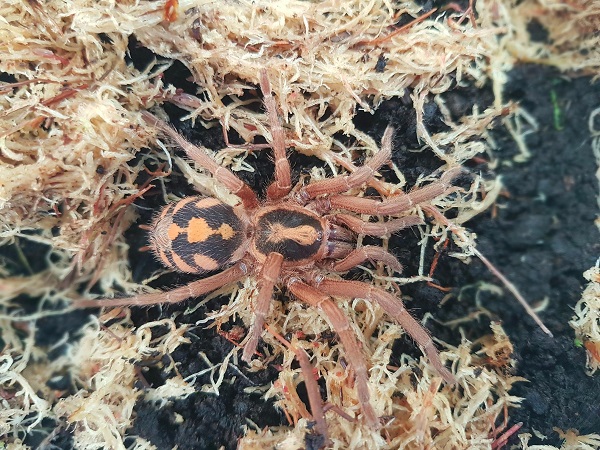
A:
[75,70,458,429]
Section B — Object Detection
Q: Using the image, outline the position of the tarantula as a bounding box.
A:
[75,70,457,428]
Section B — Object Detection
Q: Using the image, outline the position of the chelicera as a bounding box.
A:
[75,70,457,429]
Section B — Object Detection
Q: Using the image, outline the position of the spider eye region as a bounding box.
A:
[254,207,324,262]
[149,196,246,273]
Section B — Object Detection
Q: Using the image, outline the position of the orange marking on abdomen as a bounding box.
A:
[172,196,199,214]
[187,217,237,243]
[168,223,184,241]
[195,197,222,209]
[187,217,213,243]
[172,251,198,273]
[218,223,235,240]
[194,254,220,271]
[158,249,172,267]
[159,203,174,221]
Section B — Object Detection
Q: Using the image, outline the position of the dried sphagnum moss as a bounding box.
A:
[488,0,600,76]
[53,313,191,450]
[1,0,597,449]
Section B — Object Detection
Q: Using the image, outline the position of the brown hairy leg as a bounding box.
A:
[298,126,394,201]
[141,111,259,209]
[323,167,461,216]
[259,69,292,200]
[242,252,283,362]
[314,277,456,385]
[330,245,403,273]
[72,262,248,308]
[287,278,380,429]
[333,213,424,237]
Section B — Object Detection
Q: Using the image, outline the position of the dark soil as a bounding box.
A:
[460,66,600,443]
[19,58,599,450]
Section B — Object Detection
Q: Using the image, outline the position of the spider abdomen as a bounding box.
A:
[252,205,325,264]
[149,196,247,273]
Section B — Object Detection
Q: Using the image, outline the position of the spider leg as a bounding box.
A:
[333,213,423,237]
[242,252,284,362]
[259,69,292,200]
[313,277,456,384]
[322,167,461,216]
[287,279,380,429]
[331,245,403,273]
[142,111,259,209]
[266,324,328,441]
[297,126,394,201]
[72,261,248,308]
[294,345,328,441]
